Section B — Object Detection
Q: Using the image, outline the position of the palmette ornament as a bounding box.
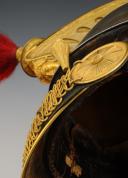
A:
[1,1,128,178]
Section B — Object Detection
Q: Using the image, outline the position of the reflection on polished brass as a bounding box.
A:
[16,38,59,83]
[71,42,128,84]
[17,0,128,85]
[52,39,70,71]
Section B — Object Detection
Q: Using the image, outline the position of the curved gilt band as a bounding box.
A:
[17,0,128,84]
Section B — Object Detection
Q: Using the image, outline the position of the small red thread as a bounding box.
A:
[0,34,18,81]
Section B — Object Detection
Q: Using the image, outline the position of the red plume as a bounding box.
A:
[0,34,18,82]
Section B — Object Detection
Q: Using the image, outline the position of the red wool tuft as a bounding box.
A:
[0,34,18,82]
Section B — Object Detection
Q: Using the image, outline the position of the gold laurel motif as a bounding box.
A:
[22,70,74,167]
[71,42,128,84]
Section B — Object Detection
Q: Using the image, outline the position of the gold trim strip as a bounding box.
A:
[22,70,74,166]
[30,0,128,58]
[22,86,88,178]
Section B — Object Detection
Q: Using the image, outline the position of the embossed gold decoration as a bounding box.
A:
[17,0,128,85]
[16,38,59,83]
[21,1,128,178]
[21,40,128,177]
[71,42,128,84]
[52,39,70,71]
